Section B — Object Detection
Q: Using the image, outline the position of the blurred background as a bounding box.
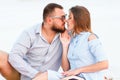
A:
[0,0,120,80]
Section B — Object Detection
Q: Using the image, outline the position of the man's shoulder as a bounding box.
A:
[24,23,41,34]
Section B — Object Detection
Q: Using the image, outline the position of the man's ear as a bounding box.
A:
[46,17,52,24]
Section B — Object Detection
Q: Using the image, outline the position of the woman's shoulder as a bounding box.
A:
[83,32,99,41]
[88,33,97,41]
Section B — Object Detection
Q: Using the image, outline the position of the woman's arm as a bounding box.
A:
[78,60,108,73]
[61,46,70,71]
[62,59,108,76]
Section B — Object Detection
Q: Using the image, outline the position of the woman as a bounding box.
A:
[60,5,108,80]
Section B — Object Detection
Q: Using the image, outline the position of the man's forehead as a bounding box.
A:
[54,8,65,15]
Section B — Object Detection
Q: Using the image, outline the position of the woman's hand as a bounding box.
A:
[62,69,80,77]
[60,30,71,48]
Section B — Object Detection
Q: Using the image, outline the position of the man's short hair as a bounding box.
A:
[43,3,63,21]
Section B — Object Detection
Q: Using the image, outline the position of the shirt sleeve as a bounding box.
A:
[8,30,39,78]
[88,39,108,62]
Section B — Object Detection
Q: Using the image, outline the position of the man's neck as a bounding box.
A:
[42,24,57,44]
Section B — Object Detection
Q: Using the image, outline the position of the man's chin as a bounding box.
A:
[60,29,66,33]
[52,28,66,33]
[56,29,65,33]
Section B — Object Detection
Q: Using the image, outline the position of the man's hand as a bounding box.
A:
[32,72,48,80]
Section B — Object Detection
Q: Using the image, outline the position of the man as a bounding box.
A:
[0,3,66,80]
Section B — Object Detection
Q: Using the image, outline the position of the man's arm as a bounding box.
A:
[8,31,39,79]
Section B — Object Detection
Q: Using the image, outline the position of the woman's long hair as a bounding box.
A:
[70,6,92,34]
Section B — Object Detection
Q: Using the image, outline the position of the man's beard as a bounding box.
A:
[51,25,66,33]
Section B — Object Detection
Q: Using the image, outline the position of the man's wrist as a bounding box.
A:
[33,71,42,79]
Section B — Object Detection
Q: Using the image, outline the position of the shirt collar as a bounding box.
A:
[35,23,60,40]
[35,23,42,35]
